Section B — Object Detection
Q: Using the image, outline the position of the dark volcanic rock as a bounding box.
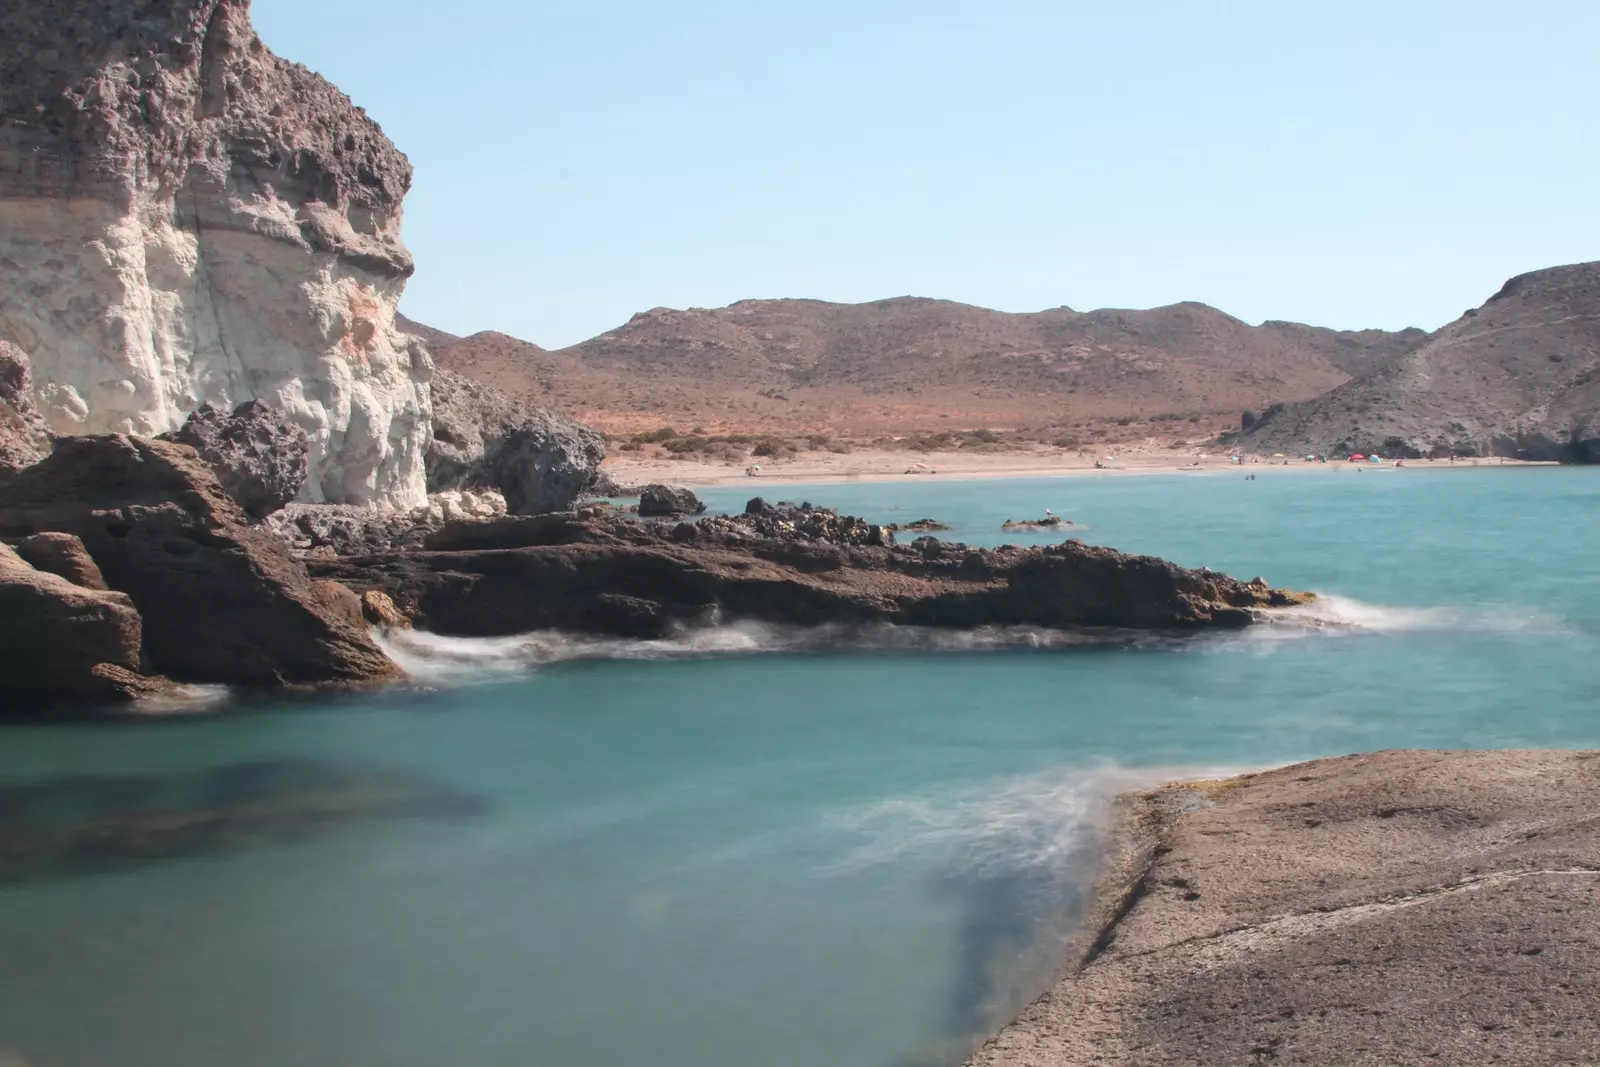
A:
[969,750,1600,1067]
[162,401,310,519]
[0,435,400,689]
[426,369,605,513]
[637,484,705,517]
[311,504,1308,640]
[0,541,167,713]
[0,340,51,471]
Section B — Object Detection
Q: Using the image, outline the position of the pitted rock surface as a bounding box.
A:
[163,401,310,518]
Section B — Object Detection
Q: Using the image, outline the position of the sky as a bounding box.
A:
[253,0,1600,349]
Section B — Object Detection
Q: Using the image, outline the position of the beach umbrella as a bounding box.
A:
[1304,454,1316,461]
[1273,452,1285,457]
[1099,455,1113,461]
[1350,454,1365,461]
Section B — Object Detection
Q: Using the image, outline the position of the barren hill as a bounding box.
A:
[419,297,1421,438]
[1241,262,1600,461]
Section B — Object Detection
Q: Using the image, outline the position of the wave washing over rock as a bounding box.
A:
[0,0,433,507]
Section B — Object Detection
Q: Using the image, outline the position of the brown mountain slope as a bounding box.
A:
[394,314,460,352]
[421,298,1421,437]
[1242,262,1600,461]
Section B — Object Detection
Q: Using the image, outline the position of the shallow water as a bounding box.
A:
[1,468,1597,1067]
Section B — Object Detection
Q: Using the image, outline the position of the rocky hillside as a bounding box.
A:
[1242,262,1600,461]
[425,298,1422,436]
[0,0,433,507]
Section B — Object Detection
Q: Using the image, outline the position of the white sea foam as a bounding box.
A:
[376,593,1566,685]
[1254,593,1566,638]
[375,621,1143,686]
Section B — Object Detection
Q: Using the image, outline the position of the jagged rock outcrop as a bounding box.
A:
[0,541,168,712]
[0,0,432,506]
[161,400,309,518]
[312,505,1311,640]
[0,435,400,689]
[0,340,51,470]
[426,369,605,513]
[637,483,705,517]
[1242,262,1600,461]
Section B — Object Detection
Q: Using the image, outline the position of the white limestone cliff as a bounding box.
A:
[0,0,432,507]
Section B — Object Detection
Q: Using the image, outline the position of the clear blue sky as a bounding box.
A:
[254,0,1599,349]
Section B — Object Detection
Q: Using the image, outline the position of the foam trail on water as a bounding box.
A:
[377,592,1567,685]
[376,621,1146,686]
[1253,593,1568,639]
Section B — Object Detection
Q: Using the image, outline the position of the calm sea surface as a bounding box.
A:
[2,467,1597,1067]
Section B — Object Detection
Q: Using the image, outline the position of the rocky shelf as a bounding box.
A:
[966,749,1600,1067]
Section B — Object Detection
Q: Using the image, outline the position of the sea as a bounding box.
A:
[2,466,1597,1067]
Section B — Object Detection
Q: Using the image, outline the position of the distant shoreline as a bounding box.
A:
[601,448,1559,490]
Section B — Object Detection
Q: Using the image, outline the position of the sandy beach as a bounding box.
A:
[601,446,1535,489]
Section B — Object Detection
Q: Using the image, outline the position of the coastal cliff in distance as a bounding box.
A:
[0,0,433,507]
[1241,262,1600,461]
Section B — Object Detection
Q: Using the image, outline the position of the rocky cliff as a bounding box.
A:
[1241,262,1600,461]
[0,0,433,507]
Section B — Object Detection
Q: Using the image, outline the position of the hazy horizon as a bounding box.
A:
[254,0,1600,349]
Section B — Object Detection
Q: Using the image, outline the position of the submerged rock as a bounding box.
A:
[1002,516,1069,531]
[637,484,705,517]
[162,401,310,519]
[0,435,401,691]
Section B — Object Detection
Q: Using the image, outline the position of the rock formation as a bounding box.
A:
[0,340,51,470]
[0,435,400,690]
[161,400,309,518]
[968,750,1600,1067]
[0,0,432,506]
[1241,262,1600,461]
[426,368,605,513]
[637,483,705,517]
[311,504,1311,640]
[15,531,110,589]
[0,540,167,712]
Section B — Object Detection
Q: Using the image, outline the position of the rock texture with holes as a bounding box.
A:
[0,0,432,506]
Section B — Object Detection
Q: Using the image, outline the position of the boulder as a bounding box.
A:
[361,591,411,629]
[0,340,51,472]
[426,369,605,514]
[638,484,706,517]
[15,532,109,590]
[162,401,310,519]
[0,542,166,713]
[0,435,401,689]
[307,580,366,629]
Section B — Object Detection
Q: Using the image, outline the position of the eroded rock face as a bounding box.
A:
[15,531,109,590]
[426,369,605,514]
[0,0,432,506]
[0,340,51,471]
[0,541,165,713]
[0,435,401,688]
[162,401,309,518]
[638,484,705,517]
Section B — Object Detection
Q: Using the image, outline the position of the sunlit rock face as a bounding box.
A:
[0,0,433,507]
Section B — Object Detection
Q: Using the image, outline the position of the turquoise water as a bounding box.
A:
[2,468,1597,1067]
